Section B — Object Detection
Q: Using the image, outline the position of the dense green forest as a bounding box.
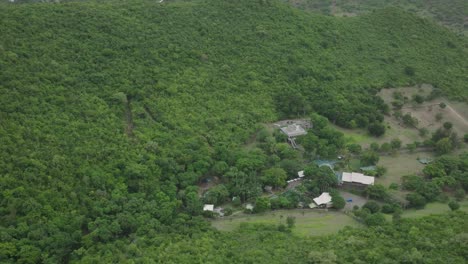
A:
[284,0,468,36]
[0,0,467,262]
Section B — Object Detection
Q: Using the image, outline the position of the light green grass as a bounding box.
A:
[402,201,468,218]
[211,209,361,236]
[376,152,430,186]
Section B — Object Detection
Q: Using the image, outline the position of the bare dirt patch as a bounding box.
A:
[377,84,468,146]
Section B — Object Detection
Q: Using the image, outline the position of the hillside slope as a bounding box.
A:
[0,0,467,262]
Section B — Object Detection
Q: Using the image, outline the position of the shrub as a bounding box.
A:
[448,200,460,211]
[406,193,427,209]
[368,122,386,137]
[361,151,379,166]
[381,204,395,214]
[331,194,345,210]
[363,201,381,213]
[365,213,386,226]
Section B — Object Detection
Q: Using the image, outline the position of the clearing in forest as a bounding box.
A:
[335,84,468,148]
[211,209,360,236]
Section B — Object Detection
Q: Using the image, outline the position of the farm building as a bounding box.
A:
[313,192,333,208]
[203,204,214,212]
[340,172,375,187]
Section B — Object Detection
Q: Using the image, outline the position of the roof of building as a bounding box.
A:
[418,158,433,164]
[360,165,377,172]
[203,204,214,211]
[313,192,332,206]
[280,124,307,137]
[298,170,304,178]
[341,172,375,185]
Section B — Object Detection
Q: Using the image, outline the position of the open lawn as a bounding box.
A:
[376,152,430,186]
[211,209,361,236]
[384,201,468,221]
[402,201,468,218]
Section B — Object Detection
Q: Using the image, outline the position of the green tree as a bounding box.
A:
[365,213,386,226]
[254,197,271,213]
[443,122,453,130]
[363,201,381,213]
[314,166,339,192]
[391,138,402,150]
[435,138,453,155]
[406,193,427,209]
[261,167,287,188]
[365,184,389,201]
[368,122,385,137]
[448,200,460,211]
[286,216,296,228]
[331,193,345,210]
[360,151,379,166]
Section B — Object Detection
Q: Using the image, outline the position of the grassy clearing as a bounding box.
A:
[211,209,361,236]
[402,201,468,218]
[376,152,430,186]
[333,85,468,148]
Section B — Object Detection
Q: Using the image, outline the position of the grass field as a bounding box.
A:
[383,201,468,221]
[211,209,361,236]
[403,201,468,218]
[376,152,430,186]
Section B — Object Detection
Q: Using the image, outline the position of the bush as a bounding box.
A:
[443,122,453,130]
[365,184,389,201]
[286,216,296,228]
[370,142,380,152]
[406,193,427,209]
[454,188,466,201]
[368,122,386,137]
[347,143,362,154]
[412,94,424,104]
[361,151,380,166]
[381,204,395,214]
[448,200,460,211]
[331,194,345,210]
[254,197,271,213]
[363,201,381,213]
[402,175,425,191]
[224,207,233,216]
[365,213,386,226]
[389,183,399,190]
[419,128,429,137]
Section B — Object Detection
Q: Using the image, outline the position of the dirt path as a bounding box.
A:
[446,104,468,127]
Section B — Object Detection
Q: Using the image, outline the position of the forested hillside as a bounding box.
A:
[284,0,468,36]
[0,0,467,262]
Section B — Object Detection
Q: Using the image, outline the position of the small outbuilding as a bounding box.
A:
[245,203,254,210]
[203,204,214,212]
[313,192,333,208]
[298,170,304,178]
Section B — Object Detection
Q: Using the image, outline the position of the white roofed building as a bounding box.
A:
[280,124,307,138]
[203,204,214,212]
[298,170,304,178]
[313,192,332,208]
[341,172,375,186]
